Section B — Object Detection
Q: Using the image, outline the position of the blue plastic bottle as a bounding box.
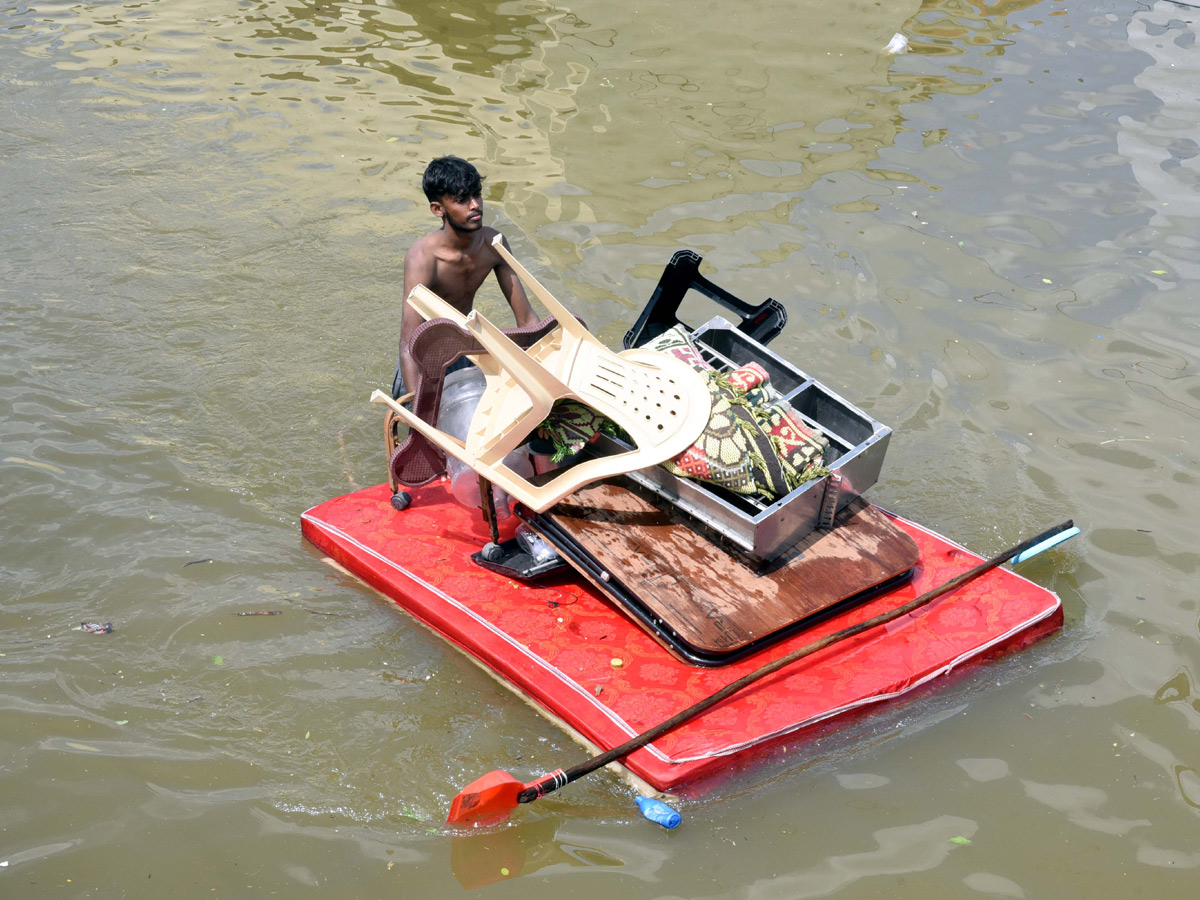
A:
[636,796,682,829]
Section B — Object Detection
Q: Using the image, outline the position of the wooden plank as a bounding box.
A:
[540,482,920,660]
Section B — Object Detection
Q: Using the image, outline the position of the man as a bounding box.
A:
[392,156,540,398]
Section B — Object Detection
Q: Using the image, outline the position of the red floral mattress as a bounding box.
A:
[301,482,1062,792]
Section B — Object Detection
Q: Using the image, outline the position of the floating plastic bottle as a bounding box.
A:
[635,796,682,830]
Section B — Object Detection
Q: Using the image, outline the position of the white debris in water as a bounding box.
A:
[884,33,909,55]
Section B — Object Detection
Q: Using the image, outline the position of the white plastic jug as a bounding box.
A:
[435,366,533,516]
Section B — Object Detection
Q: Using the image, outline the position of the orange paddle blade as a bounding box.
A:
[446,770,527,828]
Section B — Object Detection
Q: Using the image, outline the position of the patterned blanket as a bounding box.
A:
[537,326,829,501]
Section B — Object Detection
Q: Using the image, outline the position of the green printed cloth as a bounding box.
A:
[536,326,829,501]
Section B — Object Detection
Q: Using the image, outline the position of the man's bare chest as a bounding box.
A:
[430,250,493,297]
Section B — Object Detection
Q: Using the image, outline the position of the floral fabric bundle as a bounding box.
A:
[535,326,829,501]
[645,326,829,498]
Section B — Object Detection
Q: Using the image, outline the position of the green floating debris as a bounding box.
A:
[950,836,972,845]
[115,720,129,726]
[213,655,225,667]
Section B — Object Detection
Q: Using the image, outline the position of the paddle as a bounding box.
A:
[446,519,1077,827]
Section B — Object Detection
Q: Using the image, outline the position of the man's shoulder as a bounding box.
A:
[453,227,503,264]
[478,226,510,258]
[406,230,441,256]
[403,232,441,274]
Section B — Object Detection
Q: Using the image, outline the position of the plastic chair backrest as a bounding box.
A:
[375,245,712,512]
[388,311,560,487]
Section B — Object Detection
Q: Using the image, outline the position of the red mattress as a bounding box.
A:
[302,482,1062,793]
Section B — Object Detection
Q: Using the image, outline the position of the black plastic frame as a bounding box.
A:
[622,250,788,350]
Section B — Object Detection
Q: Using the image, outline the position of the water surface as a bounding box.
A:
[3,0,1198,896]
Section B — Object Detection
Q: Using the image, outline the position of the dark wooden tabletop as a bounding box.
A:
[543,482,920,659]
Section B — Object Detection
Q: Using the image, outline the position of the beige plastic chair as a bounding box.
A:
[370,239,711,512]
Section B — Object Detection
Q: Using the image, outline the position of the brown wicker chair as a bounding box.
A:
[384,314,562,495]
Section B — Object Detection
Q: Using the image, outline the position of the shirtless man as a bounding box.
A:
[392,156,540,398]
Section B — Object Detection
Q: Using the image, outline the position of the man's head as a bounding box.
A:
[422,156,484,204]
[423,156,485,234]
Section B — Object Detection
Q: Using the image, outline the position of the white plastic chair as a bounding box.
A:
[370,239,711,512]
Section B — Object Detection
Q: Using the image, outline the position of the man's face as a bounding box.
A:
[435,192,483,233]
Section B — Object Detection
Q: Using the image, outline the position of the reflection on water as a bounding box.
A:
[449,816,650,889]
[4,0,1200,896]
[1120,3,1200,283]
[7,0,1044,269]
[744,815,978,900]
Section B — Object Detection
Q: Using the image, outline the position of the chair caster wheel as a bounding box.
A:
[390,491,412,511]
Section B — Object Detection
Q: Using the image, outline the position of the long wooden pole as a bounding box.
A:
[514,519,1074,804]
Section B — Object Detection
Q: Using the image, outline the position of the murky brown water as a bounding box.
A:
[4,0,1198,895]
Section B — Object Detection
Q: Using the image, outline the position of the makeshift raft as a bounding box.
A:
[305,249,1066,799]
[301,480,1062,794]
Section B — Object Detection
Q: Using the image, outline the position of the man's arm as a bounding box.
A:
[398,242,434,396]
[493,233,540,329]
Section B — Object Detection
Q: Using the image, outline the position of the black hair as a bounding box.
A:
[422,156,484,203]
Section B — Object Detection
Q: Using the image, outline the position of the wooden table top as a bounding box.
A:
[538,482,920,663]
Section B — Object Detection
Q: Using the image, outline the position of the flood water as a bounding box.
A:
[3,0,1198,896]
